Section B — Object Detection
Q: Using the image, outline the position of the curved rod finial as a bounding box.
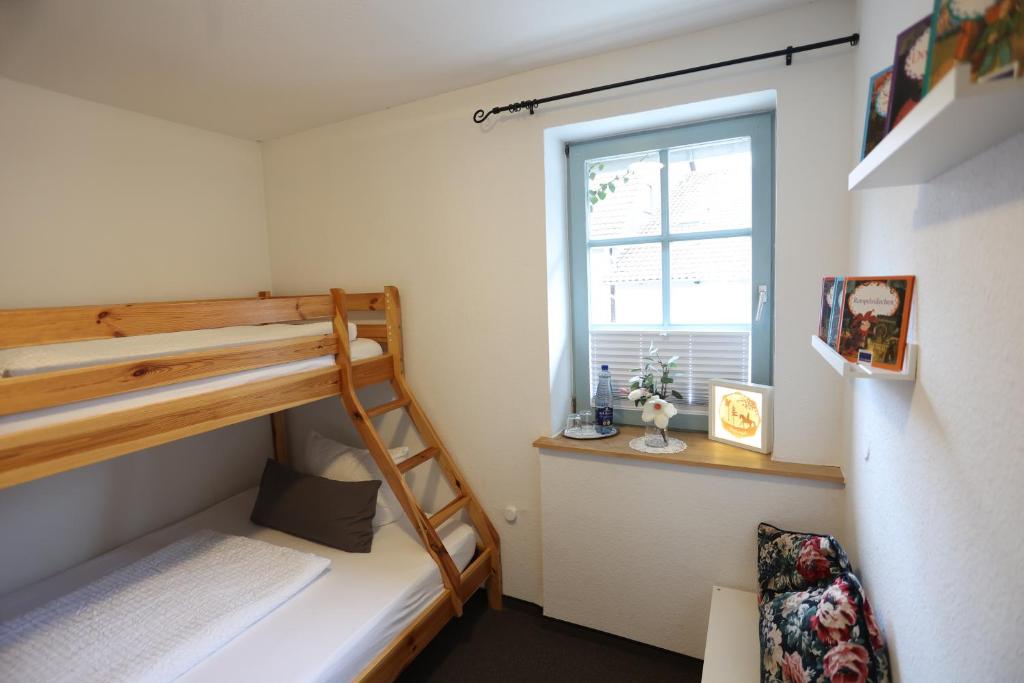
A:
[473,109,489,123]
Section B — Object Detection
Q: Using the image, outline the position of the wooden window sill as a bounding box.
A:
[533,426,844,486]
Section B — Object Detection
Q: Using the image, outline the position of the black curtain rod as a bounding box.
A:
[472,32,859,123]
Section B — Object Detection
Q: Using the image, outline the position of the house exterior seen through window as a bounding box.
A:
[568,113,774,430]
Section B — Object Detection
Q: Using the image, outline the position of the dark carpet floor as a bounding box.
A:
[397,592,703,683]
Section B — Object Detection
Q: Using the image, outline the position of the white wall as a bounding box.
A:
[0,77,271,307]
[843,1,1024,680]
[0,77,274,595]
[263,0,856,604]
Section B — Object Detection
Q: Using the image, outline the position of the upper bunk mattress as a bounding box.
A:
[0,321,354,377]
[0,488,478,683]
[0,324,382,437]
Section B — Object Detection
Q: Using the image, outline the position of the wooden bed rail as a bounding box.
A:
[0,291,388,350]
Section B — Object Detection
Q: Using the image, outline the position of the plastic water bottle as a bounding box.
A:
[594,364,614,434]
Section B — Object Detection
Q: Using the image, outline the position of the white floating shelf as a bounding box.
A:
[811,335,917,381]
[849,62,1024,191]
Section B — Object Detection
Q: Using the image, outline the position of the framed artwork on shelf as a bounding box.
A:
[708,379,774,454]
[817,276,837,341]
[861,66,894,158]
[836,276,915,371]
[925,0,1024,94]
[887,14,934,134]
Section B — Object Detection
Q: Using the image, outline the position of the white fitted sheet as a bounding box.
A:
[0,489,478,683]
[0,321,341,378]
[0,338,382,437]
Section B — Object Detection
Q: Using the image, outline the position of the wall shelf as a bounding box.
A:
[811,334,916,381]
[849,63,1024,191]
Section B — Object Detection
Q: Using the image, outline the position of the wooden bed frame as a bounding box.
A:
[0,287,501,682]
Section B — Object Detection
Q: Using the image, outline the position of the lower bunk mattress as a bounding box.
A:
[0,488,478,682]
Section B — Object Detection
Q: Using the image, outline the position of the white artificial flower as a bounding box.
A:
[951,0,993,20]
[627,388,649,402]
[904,30,930,81]
[641,397,678,429]
[874,71,892,117]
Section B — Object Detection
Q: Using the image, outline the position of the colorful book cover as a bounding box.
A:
[861,66,894,159]
[886,15,934,134]
[924,0,1023,93]
[826,277,845,348]
[837,277,915,371]
[818,277,836,341]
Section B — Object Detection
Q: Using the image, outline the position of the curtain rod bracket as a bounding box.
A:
[471,32,859,124]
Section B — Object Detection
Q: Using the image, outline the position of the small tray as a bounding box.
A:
[562,426,619,440]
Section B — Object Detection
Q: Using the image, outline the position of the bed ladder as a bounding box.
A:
[330,288,501,617]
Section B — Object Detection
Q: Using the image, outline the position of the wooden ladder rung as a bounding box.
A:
[398,446,439,473]
[429,495,469,528]
[365,396,410,418]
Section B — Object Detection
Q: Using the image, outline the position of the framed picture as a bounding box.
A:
[708,379,774,454]
[861,66,893,159]
[886,14,934,134]
[925,0,1023,93]
[818,276,836,341]
[836,276,915,371]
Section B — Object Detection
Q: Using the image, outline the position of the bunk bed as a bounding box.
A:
[0,287,502,682]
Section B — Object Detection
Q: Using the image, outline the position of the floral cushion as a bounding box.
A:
[757,522,851,601]
[759,572,890,683]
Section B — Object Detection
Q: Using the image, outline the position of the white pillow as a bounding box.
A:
[299,431,411,527]
[348,321,357,342]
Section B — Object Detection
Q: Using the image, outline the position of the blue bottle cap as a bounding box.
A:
[601,364,609,371]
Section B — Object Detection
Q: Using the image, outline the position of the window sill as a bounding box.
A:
[533,425,844,486]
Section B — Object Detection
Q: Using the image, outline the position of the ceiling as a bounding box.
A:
[0,0,813,140]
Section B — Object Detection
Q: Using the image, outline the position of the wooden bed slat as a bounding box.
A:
[458,548,494,602]
[0,367,339,490]
[0,296,335,350]
[351,354,395,388]
[0,334,338,416]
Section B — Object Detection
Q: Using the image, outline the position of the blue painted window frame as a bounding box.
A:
[568,112,775,431]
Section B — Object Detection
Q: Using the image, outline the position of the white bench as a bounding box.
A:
[701,586,760,682]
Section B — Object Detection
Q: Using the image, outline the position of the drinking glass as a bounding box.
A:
[579,410,595,435]
[564,413,581,435]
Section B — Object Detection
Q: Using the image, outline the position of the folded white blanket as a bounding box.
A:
[0,530,330,683]
[0,321,346,377]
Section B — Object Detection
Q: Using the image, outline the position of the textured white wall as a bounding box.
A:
[263,0,856,605]
[0,77,274,595]
[844,1,1024,679]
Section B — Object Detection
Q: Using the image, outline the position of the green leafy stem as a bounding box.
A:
[628,343,683,406]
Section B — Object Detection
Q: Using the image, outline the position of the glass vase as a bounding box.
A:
[644,424,669,448]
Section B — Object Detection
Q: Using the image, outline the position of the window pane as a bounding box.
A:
[668,137,751,234]
[586,151,662,240]
[589,243,662,325]
[670,237,751,325]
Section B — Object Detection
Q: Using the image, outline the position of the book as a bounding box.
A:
[826,277,845,348]
[837,277,915,371]
[817,277,836,341]
[924,0,1024,94]
[886,15,934,134]
[861,66,894,159]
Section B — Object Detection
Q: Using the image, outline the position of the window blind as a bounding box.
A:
[588,328,751,413]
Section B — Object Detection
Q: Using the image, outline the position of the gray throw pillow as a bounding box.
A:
[251,459,381,553]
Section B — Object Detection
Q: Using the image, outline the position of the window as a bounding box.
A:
[568,113,773,430]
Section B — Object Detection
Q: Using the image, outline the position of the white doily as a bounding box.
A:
[629,437,688,454]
